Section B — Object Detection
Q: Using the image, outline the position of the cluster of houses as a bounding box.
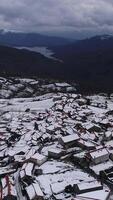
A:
[0,79,113,199]
[0,77,76,98]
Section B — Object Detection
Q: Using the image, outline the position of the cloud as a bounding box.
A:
[0,0,113,38]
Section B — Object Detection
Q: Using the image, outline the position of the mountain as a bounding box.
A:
[1,34,113,93]
[0,30,71,47]
[52,34,113,93]
[53,34,113,58]
[0,45,63,78]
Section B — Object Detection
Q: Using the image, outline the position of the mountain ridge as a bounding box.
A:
[0,30,72,47]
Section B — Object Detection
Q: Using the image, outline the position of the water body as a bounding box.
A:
[16,46,56,60]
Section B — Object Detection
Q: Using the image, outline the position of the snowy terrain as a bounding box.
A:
[0,77,113,199]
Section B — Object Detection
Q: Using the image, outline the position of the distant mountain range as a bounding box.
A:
[0,30,71,47]
[0,33,113,93]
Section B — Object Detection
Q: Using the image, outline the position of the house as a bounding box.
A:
[106,140,113,150]
[100,166,113,186]
[19,162,34,187]
[25,163,34,177]
[76,98,87,106]
[86,148,110,165]
[85,123,101,133]
[37,112,47,121]
[0,166,16,177]
[48,148,65,159]
[58,134,79,148]
[109,149,113,162]
[30,153,47,166]
[75,187,110,200]
[46,125,56,134]
[34,166,43,176]
[73,151,87,166]
[104,131,112,141]
[53,95,62,102]
[74,181,103,194]
[1,176,17,200]
[25,182,44,200]
[77,139,95,150]
[55,82,71,88]
[90,160,113,176]
[106,110,113,115]
[32,182,44,200]
[99,119,111,129]
[55,104,64,112]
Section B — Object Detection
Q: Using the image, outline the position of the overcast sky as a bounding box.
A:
[0,0,113,38]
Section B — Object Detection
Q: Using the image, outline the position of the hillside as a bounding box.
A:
[0,45,63,78]
[52,35,113,92]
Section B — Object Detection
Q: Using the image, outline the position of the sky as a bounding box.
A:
[0,0,113,39]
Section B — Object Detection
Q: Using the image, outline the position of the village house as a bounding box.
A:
[29,153,47,166]
[77,139,96,150]
[48,148,66,159]
[75,187,110,200]
[53,95,62,102]
[19,162,35,187]
[73,151,86,166]
[34,166,43,176]
[86,147,110,165]
[25,182,44,200]
[99,119,112,129]
[104,131,112,141]
[74,181,103,195]
[58,134,79,148]
[46,125,57,134]
[85,123,101,133]
[25,163,34,178]
[100,166,113,186]
[76,98,87,106]
[2,176,17,200]
[55,82,71,88]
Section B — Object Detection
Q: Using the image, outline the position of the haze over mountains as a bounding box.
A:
[0,30,113,93]
[0,30,71,47]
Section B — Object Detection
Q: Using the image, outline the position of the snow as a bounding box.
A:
[37,161,95,198]
[0,98,54,112]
